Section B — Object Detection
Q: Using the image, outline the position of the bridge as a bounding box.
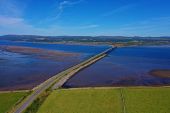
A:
[12,46,115,113]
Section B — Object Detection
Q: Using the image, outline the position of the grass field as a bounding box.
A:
[37,87,170,113]
[0,91,28,113]
[124,87,170,113]
[37,88,122,113]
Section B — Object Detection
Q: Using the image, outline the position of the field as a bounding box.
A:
[37,88,122,113]
[124,87,170,113]
[37,87,170,113]
[0,91,28,113]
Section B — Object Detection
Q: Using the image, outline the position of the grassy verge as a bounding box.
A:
[23,90,51,113]
[37,87,170,113]
[0,91,28,113]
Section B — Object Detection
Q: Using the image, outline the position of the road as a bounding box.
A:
[12,46,114,113]
[52,54,106,89]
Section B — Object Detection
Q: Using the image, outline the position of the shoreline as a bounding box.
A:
[58,85,170,91]
[0,90,30,93]
[1,85,170,92]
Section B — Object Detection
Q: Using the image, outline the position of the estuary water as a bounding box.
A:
[64,46,170,87]
[0,40,108,55]
[0,40,109,90]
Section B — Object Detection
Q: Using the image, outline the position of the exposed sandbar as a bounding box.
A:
[150,69,170,78]
[0,45,80,61]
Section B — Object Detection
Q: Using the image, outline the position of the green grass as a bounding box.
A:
[37,88,122,113]
[37,87,170,113]
[124,87,170,113]
[0,91,28,113]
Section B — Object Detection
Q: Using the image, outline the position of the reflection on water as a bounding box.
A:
[64,46,170,87]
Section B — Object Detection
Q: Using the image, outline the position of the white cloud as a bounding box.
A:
[52,0,84,20]
[0,15,99,36]
[102,4,135,17]
[38,0,84,25]
[0,0,24,17]
[0,16,24,26]
[78,24,99,29]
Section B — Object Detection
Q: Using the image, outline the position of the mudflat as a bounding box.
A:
[0,45,80,61]
[150,69,170,78]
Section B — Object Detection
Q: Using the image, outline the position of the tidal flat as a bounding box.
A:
[150,69,170,78]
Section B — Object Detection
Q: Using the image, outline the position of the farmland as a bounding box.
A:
[0,91,28,113]
[37,87,170,113]
[124,87,170,113]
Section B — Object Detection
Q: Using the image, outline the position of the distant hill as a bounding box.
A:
[0,35,170,43]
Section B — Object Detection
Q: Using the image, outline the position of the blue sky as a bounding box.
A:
[0,0,170,36]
